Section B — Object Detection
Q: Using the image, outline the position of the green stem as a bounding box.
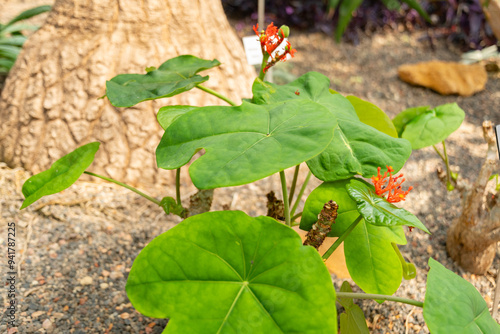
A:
[432,144,446,162]
[290,170,312,217]
[176,168,181,205]
[84,171,161,206]
[291,212,302,222]
[258,54,270,80]
[196,84,237,106]
[279,170,291,227]
[322,215,363,260]
[442,140,453,185]
[288,165,300,204]
[336,292,423,308]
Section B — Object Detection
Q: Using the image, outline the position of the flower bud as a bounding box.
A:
[278,25,290,38]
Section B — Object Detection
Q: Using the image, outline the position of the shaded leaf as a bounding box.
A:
[346,179,430,233]
[392,105,430,137]
[424,258,500,333]
[157,105,197,130]
[156,100,337,189]
[126,211,337,333]
[106,55,220,107]
[21,142,100,209]
[346,95,398,138]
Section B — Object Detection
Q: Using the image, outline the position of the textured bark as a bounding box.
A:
[446,121,500,274]
[0,0,255,187]
[480,0,500,42]
[303,200,338,250]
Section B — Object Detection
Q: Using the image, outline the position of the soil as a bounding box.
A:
[1,3,500,333]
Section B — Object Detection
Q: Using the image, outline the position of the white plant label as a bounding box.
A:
[242,36,263,65]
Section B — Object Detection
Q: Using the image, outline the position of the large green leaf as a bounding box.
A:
[20,142,100,209]
[156,100,337,189]
[126,211,337,333]
[346,95,398,138]
[300,180,407,295]
[106,55,221,107]
[300,179,360,237]
[424,258,500,333]
[344,221,405,295]
[338,281,370,334]
[393,103,465,150]
[346,179,430,233]
[252,72,412,182]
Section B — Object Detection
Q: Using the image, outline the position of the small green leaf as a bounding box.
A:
[346,95,398,138]
[0,36,27,46]
[392,243,417,280]
[346,179,430,233]
[160,196,185,217]
[106,55,221,107]
[394,103,465,150]
[0,44,21,60]
[335,0,363,42]
[156,100,337,189]
[126,211,338,333]
[338,281,355,309]
[0,23,38,35]
[20,142,100,209]
[338,281,370,334]
[424,258,500,333]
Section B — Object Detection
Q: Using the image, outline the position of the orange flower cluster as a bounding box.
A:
[253,22,296,72]
[371,166,413,203]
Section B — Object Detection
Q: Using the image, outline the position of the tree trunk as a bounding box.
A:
[446,121,500,274]
[0,0,255,188]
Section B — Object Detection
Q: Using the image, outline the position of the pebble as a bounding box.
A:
[79,276,93,286]
[109,271,124,280]
[42,319,53,330]
[120,312,130,319]
[100,283,109,289]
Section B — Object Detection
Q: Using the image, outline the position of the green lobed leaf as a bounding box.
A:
[20,142,100,209]
[106,55,221,107]
[156,100,337,189]
[252,72,411,182]
[423,258,500,333]
[126,211,338,333]
[346,95,398,138]
[346,179,430,233]
[394,103,465,150]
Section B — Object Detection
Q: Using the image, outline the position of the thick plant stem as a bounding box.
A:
[280,170,291,226]
[289,164,300,204]
[336,292,424,308]
[291,212,302,222]
[322,215,363,260]
[176,168,181,205]
[290,170,312,217]
[303,201,338,250]
[196,84,237,106]
[84,171,161,206]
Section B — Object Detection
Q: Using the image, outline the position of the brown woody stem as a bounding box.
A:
[303,200,338,250]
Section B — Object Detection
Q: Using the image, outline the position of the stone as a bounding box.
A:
[398,61,487,96]
[42,319,53,330]
[79,276,93,286]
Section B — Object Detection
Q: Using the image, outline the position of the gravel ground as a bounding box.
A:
[1,6,500,333]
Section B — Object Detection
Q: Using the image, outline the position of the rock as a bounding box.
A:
[109,271,124,280]
[120,312,130,319]
[100,283,109,290]
[398,61,487,96]
[79,276,93,286]
[42,319,53,330]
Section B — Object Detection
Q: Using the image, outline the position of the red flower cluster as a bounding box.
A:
[371,166,413,203]
[253,22,296,72]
